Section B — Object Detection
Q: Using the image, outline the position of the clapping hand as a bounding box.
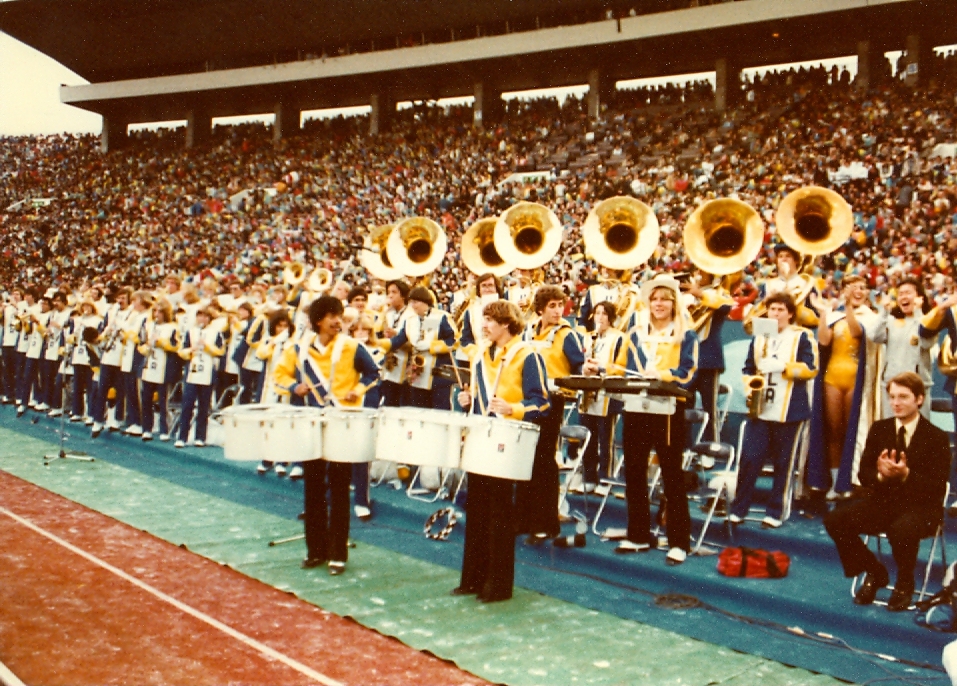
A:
[877,448,909,481]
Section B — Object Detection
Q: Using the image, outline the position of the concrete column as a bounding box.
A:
[369,93,395,136]
[715,58,741,112]
[473,81,503,129]
[902,33,923,87]
[100,116,128,153]
[273,102,299,144]
[588,69,601,121]
[185,109,211,149]
[856,40,872,92]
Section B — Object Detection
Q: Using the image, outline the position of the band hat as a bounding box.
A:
[640,275,682,306]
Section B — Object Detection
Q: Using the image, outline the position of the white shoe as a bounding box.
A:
[354,505,372,520]
[159,433,170,442]
[125,424,143,436]
[288,465,303,479]
[615,540,651,554]
[142,432,153,442]
[36,403,49,411]
[48,408,63,418]
[91,422,104,436]
[728,513,744,524]
[761,516,783,529]
[107,418,121,431]
[28,400,37,409]
[274,464,287,476]
[83,416,94,426]
[174,440,185,449]
[193,440,205,448]
[256,461,269,474]
[666,547,688,565]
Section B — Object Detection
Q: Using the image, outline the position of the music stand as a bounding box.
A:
[43,375,94,465]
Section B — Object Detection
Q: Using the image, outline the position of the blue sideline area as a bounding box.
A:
[3,402,953,686]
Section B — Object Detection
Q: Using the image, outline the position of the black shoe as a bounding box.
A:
[477,591,512,603]
[887,583,915,612]
[854,568,889,605]
[450,586,479,596]
[300,557,326,569]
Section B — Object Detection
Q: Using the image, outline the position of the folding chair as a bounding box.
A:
[691,420,747,553]
[850,483,951,607]
[557,423,592,520]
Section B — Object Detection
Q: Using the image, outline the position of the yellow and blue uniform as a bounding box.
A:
[613,323,698,552]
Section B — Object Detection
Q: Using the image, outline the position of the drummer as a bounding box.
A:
[273,295,380,576]
[455,300,549,602]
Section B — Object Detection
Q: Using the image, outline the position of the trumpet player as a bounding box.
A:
[729,292,818,529]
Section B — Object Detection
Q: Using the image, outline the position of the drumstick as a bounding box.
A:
[604,362,656,379]
[448,353,465,388]
[294,355,341,408]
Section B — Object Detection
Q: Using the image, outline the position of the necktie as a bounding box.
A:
[896,426,907,455]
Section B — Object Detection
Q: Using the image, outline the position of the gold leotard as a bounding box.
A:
[823,319,859,392]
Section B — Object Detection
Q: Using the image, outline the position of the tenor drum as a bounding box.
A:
[219,404,323,462]
[320,407,379,463]
[460,416,541,481]
[375,407,469,469]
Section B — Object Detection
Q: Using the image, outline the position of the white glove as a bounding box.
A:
[757,358,786,375]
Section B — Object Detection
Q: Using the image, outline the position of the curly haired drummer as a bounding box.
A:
[273,295,380,576]
[455,300,549,602]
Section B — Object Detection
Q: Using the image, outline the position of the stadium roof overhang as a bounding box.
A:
[3,0,955,124]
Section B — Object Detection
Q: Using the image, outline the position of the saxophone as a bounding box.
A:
[746,335,770,418]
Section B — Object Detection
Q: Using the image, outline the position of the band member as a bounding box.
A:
[685,271,734,442]
[231,302,268,404]
[922,289,957,430]
[273,295,380,576]
[519,284,585,543]
[13,288,36,413]
[139,299,179,442]
[749,245,821,330]
[119,290,153,435]
[175,307,224,448]
[91,288,130,435]
[599,275,698,564]
[873,278,932,419]
[382,286,457,411]
[66,299,102,421]
[578,301,624,488]
[455,300,549,602]
[807,275,881,501]
[255,308,296,476]
[458,273,503,359]
[579,267,640,333]
[41,293,71,414]
[1,288,22,403]
[377,279,412,408]
[824,373,950,611]
[349,311,382,520]
[729,293,817,528]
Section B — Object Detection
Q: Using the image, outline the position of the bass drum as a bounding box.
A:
[460,416,540,481]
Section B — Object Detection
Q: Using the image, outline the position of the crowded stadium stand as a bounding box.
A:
[4,1,957,684]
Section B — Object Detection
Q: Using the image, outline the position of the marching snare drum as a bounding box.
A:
[219,404,323,462]
[320,407,379,463]
[460,415,541,481]
[375,407,469,469]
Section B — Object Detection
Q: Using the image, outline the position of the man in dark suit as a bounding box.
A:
[824,372,951,611]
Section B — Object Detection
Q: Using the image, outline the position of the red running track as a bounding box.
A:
[0,470,488,686]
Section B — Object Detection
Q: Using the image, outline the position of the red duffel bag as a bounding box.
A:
[717,546,790,578]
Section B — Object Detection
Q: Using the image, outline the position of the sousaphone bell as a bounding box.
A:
[683,198,765,275]
[387,216,448,277]
[361,224,404,281]
[493,201,563,270]
[582,196,659,270]
[462,217,511,277]
[775,186,853,257]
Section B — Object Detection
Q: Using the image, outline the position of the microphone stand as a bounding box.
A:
[44,368,94,465]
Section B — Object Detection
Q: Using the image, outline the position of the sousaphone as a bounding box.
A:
[493,201,563,270]
[775,186,853,257]
[361,224,404,281]
[462,217,511,277]
[582,196,659,269]
[683,198,765,276]
[387,216,448,277]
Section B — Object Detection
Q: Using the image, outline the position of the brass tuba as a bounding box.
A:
[775,186,853,259]
[683,198,764,332]
[582,196,659,270]
[387,216,448,277]
[306,267,333,294]
[493,202,563,270]
[462,217,511,277]
[361,224,404,281]
[282,261,307,288]
[939,335,957,378]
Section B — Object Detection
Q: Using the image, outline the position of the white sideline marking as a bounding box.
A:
[0,507,343,686]
[0,659,27,686]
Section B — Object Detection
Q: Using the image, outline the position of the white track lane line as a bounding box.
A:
[0,506,344,686]
[0,659,27,686]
